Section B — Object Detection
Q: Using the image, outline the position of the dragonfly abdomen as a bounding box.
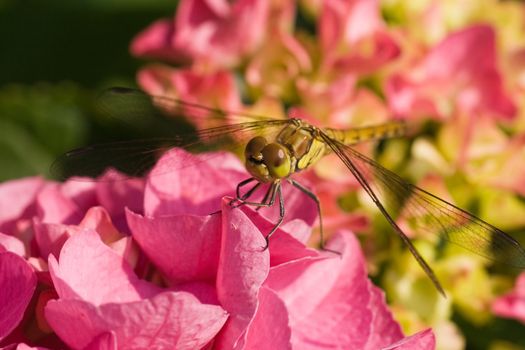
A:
[325,121,407,145]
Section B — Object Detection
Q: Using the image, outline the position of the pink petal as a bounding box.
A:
[79,207,123,244]
[78,207,140,267]
[364,284,404,349]
[171,70,241,122]
[130,19,191,63]
[294,75,358,128]
[237,205,318,266]
[36,183,83,225]
[135,64,179,97]
[132,0,269,67]
[268,223,319,267]
[419,25,514,118]
[60,179,98,211]
[268,254,369,349]
[319,0,399,74]
[95,171,144,232]
[126,209,221,283]
[320,0,381,48]
[245,28,311,99]
[386,75,438,119]
[214,199,270,349]
[136,67,241,130]
[418,25,495,80]
[48,229,160,305]
[0,232,26,257]
[173,0,269,67]
[144,149,246,217]
[35,207,136,265]
[493,295,525,323]
[265,231,404,349]
[173,281,221,305]
[280,219,314,244]
[8,344,52,350]
[382,329,435,350]
[492,273,525,323]
[33,221,78,259]
[470,70,516,119]
[244,287,292,349]
[488,134,525,197]
[45,291,228,350]
[331,31,400,74]
[84,331,117,350]
[387,25,515,120]
[0,177,44,234]
[0,252,37,341]
[107,236,140,271]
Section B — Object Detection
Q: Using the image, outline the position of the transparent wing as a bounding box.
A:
[51,88,290,180]
[96,87,279,131]
[320,132,525,295]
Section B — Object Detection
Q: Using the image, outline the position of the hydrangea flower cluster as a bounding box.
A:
[1,150,433,348]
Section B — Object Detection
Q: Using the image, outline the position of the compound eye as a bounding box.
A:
[245,136,267,161]
[262,143,291,178]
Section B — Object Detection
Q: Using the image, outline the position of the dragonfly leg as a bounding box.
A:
[236,177,256,199]
[255,183,274,211]
[230,178,256,207]
[230,180,262,209]
[235,181,279,208]
[290,179,340,255]
[212,178,266,215]
[262,183,284,250]
[240,182,261,200]
[230,181,286,250]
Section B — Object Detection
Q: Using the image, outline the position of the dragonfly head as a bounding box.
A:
[245,136,292,182]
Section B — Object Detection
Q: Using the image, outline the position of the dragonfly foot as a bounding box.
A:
[321,246,342,256]
[260,236,270,252]
[228,198,245,209]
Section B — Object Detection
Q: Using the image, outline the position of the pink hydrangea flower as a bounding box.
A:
[45,227,227,349]
[431,110,525,195]
[0,252,37,342]
[0,176,45,236]
[318,0,400,75]
[0,148,434,349]
[245,27,312,101]
[493,273,525,324]
[45,145,433,349]
[386,24,516,120]
[243,2,311,102]
[0,173,145,348]
[136,66,241,130]
[131,0,269,68]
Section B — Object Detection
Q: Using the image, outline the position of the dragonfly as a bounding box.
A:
[52,87,525,296]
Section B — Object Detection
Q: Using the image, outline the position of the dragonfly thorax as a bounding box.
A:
[244,136,293,183]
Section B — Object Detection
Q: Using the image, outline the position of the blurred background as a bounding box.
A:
[2,0,525,349]
[0,0,175,181]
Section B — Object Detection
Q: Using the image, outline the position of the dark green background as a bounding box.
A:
[0,0,175,180]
